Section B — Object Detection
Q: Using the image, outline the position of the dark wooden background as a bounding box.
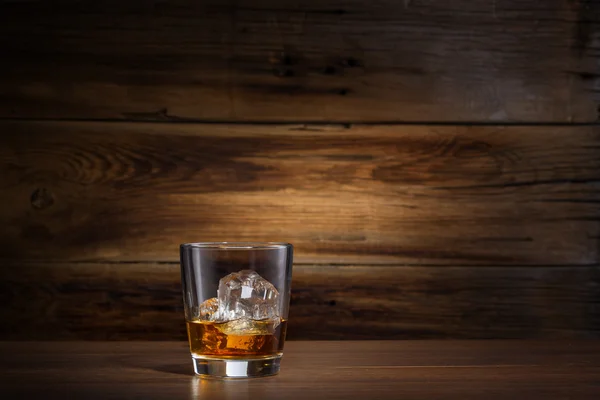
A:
[1,0,599,340]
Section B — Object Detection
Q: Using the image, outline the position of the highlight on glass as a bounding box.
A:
[180,242,293,378]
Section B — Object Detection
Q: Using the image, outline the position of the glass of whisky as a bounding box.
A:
[180,242,293,378]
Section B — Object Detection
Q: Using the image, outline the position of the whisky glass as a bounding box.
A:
[180,242,293,378]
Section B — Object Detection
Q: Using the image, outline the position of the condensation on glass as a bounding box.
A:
[180,242,293,378]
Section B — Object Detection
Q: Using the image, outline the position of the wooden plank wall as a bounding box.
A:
[0,0,599,340]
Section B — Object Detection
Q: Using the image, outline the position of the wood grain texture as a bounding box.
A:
[1,0,598,122]
[1,262,598,340]
[2,341,600,399]
[1,121,599,265]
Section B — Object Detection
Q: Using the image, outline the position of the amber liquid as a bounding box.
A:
[187,320,287,358]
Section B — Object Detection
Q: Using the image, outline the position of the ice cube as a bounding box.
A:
[198,297,219,321]
[218,270,280,322]
[217,318,279,336]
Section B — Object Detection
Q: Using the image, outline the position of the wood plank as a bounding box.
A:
[0,0,598,122]
[1,263,598,340]
[2,341,600,399]
[1,121,599,264]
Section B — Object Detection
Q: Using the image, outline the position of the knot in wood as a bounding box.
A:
[30,188,54,210]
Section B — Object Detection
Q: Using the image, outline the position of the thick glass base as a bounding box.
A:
[192,356,281,378]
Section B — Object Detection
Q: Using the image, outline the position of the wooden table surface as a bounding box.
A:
[1,341,599,399]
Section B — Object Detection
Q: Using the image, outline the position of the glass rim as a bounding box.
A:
[180,242,292,250]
